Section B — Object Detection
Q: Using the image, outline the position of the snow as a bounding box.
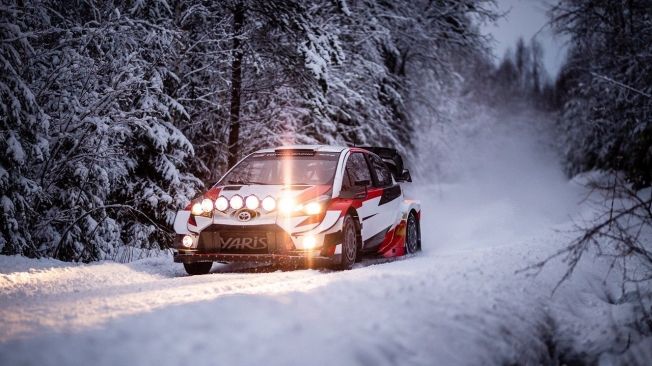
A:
[0,110,649,365]
[0,196,15,216]
[5,133,26,164]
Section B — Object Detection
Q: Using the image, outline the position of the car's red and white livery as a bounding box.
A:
[173,145,421,275]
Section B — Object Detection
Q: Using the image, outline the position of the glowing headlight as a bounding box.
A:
[302,235,317,249]
[201,198,214,212]
[229,195,244,210]
[215,196,229,211]
[245,195,260,210]
[303,202,322,215]
[278,197,297,215]
[191,203,203,216]
[262,196,276,211]
[182,235,193,248]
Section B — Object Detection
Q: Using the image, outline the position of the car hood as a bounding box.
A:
[210,184,332,202]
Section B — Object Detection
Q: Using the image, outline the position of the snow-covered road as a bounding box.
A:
[0,244,564,366]
[0,111,629,365]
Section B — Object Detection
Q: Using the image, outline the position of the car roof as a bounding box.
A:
[255,145,349,153]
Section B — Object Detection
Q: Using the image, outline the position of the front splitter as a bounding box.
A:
[174,252,340,267]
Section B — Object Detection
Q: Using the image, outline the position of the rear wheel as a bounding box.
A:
[406,212,420,254]
[183,262,212,275]
[337,215,358,270]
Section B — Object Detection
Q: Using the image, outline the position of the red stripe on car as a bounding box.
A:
[378,220,407,257]
[364,187,384,201]
[293,184,331,202]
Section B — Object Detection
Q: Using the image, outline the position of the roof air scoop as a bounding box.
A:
[274,148,315,156]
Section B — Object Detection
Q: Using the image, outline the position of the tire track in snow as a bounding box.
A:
[0,264,331,342]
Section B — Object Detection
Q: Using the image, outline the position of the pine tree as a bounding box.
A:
[0,3,50,256]
[553,0,652,187]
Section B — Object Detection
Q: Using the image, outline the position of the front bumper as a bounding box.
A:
[174,222,343,266]
[173,251,341,267]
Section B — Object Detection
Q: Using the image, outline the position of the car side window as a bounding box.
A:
[369,154,392,187]
[343,153,372,191]
[341,169,353,191]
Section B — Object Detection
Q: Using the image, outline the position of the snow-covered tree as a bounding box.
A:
[1,0,499,261]
[1,0,202,261]
[543,1,652,353]
[553,0,652,187]
[0,3,49,257]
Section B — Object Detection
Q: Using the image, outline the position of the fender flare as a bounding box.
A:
[400,199,421,249]
[399,199,421,221]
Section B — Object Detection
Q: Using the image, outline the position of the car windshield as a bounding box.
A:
[218,151,340,186]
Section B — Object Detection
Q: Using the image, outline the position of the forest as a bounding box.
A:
[1,0,494,260]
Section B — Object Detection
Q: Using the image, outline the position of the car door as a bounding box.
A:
[364,153,403,251]
[340,152,378,243]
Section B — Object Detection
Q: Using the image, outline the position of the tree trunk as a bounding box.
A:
[227,4,245,168]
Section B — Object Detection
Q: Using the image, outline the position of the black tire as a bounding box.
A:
[354,217,363,263]
[337,214,358,270]
[405,212,420,254]
[184,262,213,275]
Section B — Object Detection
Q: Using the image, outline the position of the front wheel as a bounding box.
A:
[336,214,358,270]
[405,212,420,254]
[184,262,212,275]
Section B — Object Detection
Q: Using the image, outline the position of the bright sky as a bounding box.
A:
[482,0,567,78]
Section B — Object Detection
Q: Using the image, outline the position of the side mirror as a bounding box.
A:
[354,179,370,187]
[396,169,412,182]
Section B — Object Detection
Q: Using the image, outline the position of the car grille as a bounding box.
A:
[197,224,291,254]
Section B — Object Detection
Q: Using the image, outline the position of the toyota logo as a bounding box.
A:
[237,210,253,222]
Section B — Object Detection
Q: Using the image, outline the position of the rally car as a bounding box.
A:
[172,145,421,275]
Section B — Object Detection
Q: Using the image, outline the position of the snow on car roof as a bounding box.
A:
[255,145,348,153]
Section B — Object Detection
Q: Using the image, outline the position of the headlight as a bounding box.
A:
[229,195,244,210]
[191,203,203,216]
[245,195,259,210]
[303,201,322,215]
[302,235,317,249]
[182,235,194,248]
[278,196,297,215]
[262,196,276,211]
[215,196,229,211]
[301,196,330,216]
[278,196,329,216]
[201,198,214,212]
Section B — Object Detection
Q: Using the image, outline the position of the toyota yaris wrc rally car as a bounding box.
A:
[173,145,421,275]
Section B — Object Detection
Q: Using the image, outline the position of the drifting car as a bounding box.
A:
[172,145,421,275]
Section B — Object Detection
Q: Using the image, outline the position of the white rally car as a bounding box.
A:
[173,145,421,275]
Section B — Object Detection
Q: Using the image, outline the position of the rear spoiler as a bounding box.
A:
[360,147,412,182]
